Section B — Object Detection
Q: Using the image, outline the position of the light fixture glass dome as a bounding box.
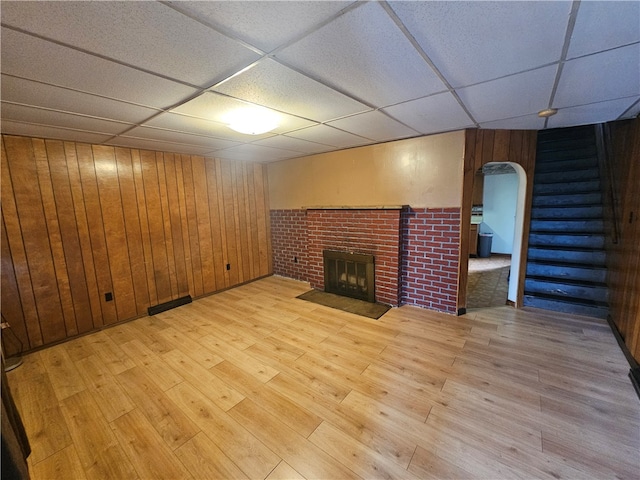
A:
[225,107,279,135]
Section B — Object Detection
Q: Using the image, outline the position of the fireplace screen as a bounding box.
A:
[323,250,375,303]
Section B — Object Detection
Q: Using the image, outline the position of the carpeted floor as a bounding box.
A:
[467,254,511,309]
[296,289,391,319]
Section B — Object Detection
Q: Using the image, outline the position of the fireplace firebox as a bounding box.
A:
[323,250,375,303]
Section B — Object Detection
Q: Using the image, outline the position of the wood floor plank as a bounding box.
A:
[118,338,184,392]
[228,397,361,480]
[6,276,638,480]
[40,344,87,401]
[408,445,473,480]
[9,372,73,464]
[59,389,117,468]
[175,432,249,480]
[29,445,87,480]
[74,354,135,422]
[116,367,200,450]
[110,408,192,480]
[166,381,280,480]
[308,421,420,480]
[269,373,417,469]
[162,349,244,412]
[211,360,322,438]
[265,461,306,480]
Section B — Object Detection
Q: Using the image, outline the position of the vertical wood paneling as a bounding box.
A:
[163,154,189,298]
[46,140,93,335]
[237,163,252,282]
[76,142,117,326]
[192,156,216,293]
[156,153,179,299]
[1,135,271,352]
[245,165,259,279]
[220,161,240,286]
[256,163,272,276]
[33,139,78,337]
[131,149,158,307]
[140,150,172,304]
[180,156,204,297]
[64,142,102,329]
[214,160,230,289]
[93,146,137,322]
[173,158,192,295]
[1,140,43,348]
[1,216,29,356]
[115,147,150,316]
[205,159,225,291]
[5,136,67,344]
[606,118,640,363]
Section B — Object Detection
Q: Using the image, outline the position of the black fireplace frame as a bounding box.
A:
[323,250,375,303]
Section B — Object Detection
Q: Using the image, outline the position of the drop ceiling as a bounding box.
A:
[1,1,638,162]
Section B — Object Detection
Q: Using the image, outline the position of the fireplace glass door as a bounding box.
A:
[323,250,375,302]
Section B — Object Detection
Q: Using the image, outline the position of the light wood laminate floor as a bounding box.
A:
[7,276,639,479]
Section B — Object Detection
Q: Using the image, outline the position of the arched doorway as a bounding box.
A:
[457,128,537,314]
[475,162,527,305]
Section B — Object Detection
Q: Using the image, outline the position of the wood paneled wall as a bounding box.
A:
[459,129,537,311]
[1,135,271,355]
[605,118,640,363]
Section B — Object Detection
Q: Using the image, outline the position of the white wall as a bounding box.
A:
[482,172,519,254]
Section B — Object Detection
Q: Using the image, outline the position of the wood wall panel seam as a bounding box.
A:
[63,141,103,330]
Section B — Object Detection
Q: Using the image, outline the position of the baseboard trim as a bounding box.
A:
[606,314,640,401]
[148,295,192,316]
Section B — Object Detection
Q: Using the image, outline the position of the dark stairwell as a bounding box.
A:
[524,125,609,319]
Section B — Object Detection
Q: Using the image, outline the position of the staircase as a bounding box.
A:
[524,125,609,319]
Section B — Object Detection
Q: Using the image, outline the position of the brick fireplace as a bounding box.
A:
[270,206,460,313]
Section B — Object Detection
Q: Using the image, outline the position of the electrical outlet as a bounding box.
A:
[226,263,231,271]
[294,256,298,263]
[105,292,113,302]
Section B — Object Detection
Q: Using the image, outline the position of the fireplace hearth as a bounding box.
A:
[323,250,375,303]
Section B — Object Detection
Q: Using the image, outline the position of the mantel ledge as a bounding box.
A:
[303,205,408,210]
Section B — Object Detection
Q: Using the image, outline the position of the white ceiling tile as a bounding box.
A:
[547,97,640,129]
[213,58,370,122]
[284,124,371,148]
[326,110,419,142]
[0,28,198,109]
[1,75,160,125]
[251,135,332,155]
[567,1,640,59]
[383,93,475,135]
[275,1,446,107]
[106,137,214,156]
[212,144,302,162]
[0,2,260,88]
[171,92,317,134]
[124,126,239,151]
[479,114,545,131]
[169,1,355,52]
[389,1,571,88]
[554,44,640,108]
[457,65,558,123]
[144,112,276,142]
[1,103,132,135]
[0,120,113,144]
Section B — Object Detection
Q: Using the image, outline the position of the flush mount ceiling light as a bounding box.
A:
[537,108,558,118]
[225,107,279,135]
